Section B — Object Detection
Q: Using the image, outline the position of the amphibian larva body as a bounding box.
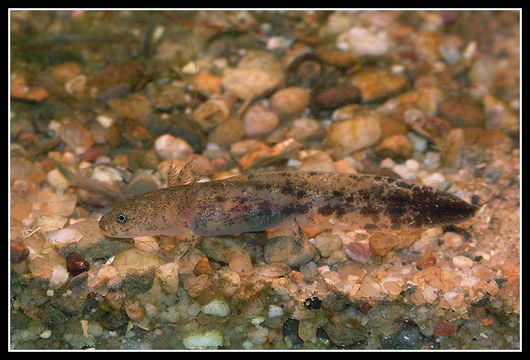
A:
[99,171,478,238]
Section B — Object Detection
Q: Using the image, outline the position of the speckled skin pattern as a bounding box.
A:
[99,171,478,238]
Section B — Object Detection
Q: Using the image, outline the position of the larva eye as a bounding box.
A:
[116,213,129,224]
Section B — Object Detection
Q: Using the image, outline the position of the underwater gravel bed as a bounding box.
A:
[10,10,519,350]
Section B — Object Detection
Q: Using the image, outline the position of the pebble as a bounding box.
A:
[222,54,282,99]
[10,241,29,263]
[44,228,83,248]
[243,101,280,137]
[183,330,223,349]
[312,233,343,257]
[452,255,474,269]
[382,320,437,349]
[337,27,391,56]
[311,85,361,112]
[351,68,408,102]
[154,134,194,161]
[49,265,69,289]
[264,236,317,268]
[322,322,366,348]
[327,114,381,156]
[156,262,180,293]
[375,134,414,159]
[270,87,310,117]
[202,299,230,317]
[368,232,399,256]
[66,252,90,276]
[229,253,254,276]
[344,241,373,265]
[192,90,237,132]
[439,97,484,128]
[282,318,303,348]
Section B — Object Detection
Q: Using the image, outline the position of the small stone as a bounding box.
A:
[183,330,223,349]
[433,320,456,337]
[383,280,402,296]
[376,134,414,160]
[327,115,381,156]
[11,241,29,263]
[368,232,399,256]
[382,320,437,350]
[452,255,474,269]
[337,27,391,56]
[351,68,408,102]
[270,87,310,117]
[229,253,253,276]
[417,251,437,270]
[379,116,408,140]
[311,85,361,112]
[207,116,245,148]
[154,134,194,161]
[268,304,284,318]
[66,252,90,276]
[124,299,146,321]
[243,101,280,137]
[202,299,230,317]
[193,256,212,276]
[264,236,317,268]
[157,262,180,293]
[344,241,373,265]
[322,321,366,348]
[312,233,343,257]
[439,97,484,128]
[222,68,280,100]
[49,265,69,289]
[192,90,237,132]
[442,232,464,249]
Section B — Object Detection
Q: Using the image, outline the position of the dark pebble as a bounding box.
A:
[304,296,322,310]
[471,297,490,307]
[66,252,90,276]
[311,85,361,112]
[11,241,29,263]
[494,278,508,288]
[282,318,304,348]
[381,319,438,350]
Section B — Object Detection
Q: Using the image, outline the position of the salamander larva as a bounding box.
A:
[99,171,478,238]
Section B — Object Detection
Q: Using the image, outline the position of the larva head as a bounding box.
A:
[99,189,181,238]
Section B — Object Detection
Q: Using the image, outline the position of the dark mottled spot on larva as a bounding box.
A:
[396,181,413,189]
[296,189,307,198]
[318,203,348,218]
[317,204,335,216]
[280,202,311,216]
[383,177,397,183]
[358,188,371,202]
[308,171,319,176]
[280,183,296,196]
[332,190,344,198]
[215,195,227,202]
[373,176,382,181]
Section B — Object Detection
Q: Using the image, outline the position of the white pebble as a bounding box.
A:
[202,299,230,317]
[49,265,69,289]
[422,172,445,187]
[405,159,420,171]
[39,330,52,339]
[44,228,83,246]
[183,330,223,349]
[268,304,284,318]
[154,134,194,161]
[96,115,114,129]
[452,255,474,269]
